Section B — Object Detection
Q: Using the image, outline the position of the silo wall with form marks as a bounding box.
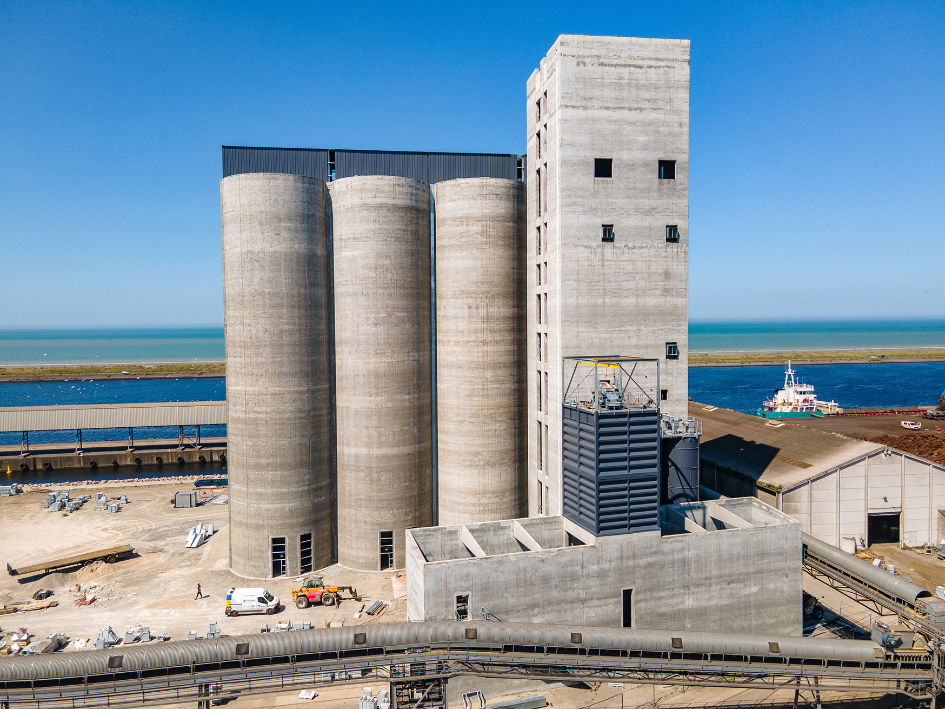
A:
[221,173,333,579]
[433,178,527,526]
[330,175,433,570]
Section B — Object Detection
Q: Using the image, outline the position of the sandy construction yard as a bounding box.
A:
[0,483,405,649]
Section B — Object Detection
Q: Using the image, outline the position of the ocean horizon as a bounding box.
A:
[0,319,944,365]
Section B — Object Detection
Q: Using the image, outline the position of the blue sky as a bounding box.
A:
[1,1,942,327]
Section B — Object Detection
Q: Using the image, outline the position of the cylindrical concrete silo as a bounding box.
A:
[330,175,433,570]
[221,173,333,579]
[433,178,527,526]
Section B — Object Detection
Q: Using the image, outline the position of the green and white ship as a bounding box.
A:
[757,361,836,418]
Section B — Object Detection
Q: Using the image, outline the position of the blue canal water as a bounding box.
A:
[689,361,945,415]
[0,377,226,446]
[1,362,943,444]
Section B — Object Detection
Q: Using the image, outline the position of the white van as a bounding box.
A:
[225,587,280,616]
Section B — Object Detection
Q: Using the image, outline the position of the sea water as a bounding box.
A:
[0,327,224,365]
[690,319,945,353]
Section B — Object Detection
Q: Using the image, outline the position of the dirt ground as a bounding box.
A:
[0,482,406,649]
[789,412,945,440]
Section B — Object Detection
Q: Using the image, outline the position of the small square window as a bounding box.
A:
[660,389,668,401]
[666,342,679,360]
[594,158,613,179]
[658,160,676,180]
[601,225,615,242]
[666,225,680,243]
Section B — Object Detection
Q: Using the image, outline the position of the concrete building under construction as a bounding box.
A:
[220,34,691,578]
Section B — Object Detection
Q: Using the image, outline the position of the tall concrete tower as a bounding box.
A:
[433,178,527,526]
[526,35,690,518]
[330,175,433,571]
[221,173,334,578]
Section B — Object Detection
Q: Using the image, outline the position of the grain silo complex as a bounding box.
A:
[433,178,527,526]
[331,176,433,571]
[221,173,334,579]
[219,34,692,577]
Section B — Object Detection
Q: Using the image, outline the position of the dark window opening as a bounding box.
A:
[328,150,336,182]
[456,594,470,621]
[601,225,615,242]
[536,170,542,215]
[658,160,676,180]
[594,158,613,179]
[300,533,312,574]
[536,99,541,122]
[536,132,541,158]
[271,537,287,577]
[516,156,525,182]
[660,389,668,401]
[666,342,679,359]
[379,531,394,571]
[867,513,900,545]
[666,225,680,243]
[622,589,633,627]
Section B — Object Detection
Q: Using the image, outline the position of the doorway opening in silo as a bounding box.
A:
[867,512,901,546]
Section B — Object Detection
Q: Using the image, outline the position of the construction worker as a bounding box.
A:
[195,583,204,600]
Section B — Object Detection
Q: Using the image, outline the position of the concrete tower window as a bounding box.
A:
[537,295,542,324]
[594,158,613,178]
[661,389,668,401]
[537,371,542,412]
[536,99,541,123]
[666,342,679,359]
[601,225,615,242]
[537,421,543,470]
[658,160,676,179]
[666,225,680,243]
[537,333,542,361]
[536,227,541,255]
[536,132,541,158]
[271,537,287,577]
[379,531,394,571]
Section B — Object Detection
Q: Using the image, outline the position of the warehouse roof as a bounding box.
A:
[690,402,881,492]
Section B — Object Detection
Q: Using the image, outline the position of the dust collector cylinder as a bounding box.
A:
[221,173,333,579]
[433,178,527,526]
[330,176,433,571]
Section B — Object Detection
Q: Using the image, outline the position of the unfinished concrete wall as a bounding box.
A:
[526,35,690,518]
[433,178,527,526]
[330,175,433,571]
[408,504,800,636]
[221,173,333,579]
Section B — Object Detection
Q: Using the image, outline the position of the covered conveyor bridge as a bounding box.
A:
[0,402,227,453]
[0,621,939,708]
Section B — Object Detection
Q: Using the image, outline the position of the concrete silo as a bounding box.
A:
[433,178,527,526]
[330,176,433,570]
[221,173,333,579]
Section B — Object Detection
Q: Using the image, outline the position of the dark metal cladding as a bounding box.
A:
[661,435,700,505]
[222,147,329,180]
[562,406,661,536]
[222,147,520,184]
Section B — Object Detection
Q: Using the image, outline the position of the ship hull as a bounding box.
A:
[756,409,815,419]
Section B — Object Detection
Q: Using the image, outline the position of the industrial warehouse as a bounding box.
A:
[3,32,945,709]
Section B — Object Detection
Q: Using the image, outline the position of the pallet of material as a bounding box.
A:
[18,600,59,612]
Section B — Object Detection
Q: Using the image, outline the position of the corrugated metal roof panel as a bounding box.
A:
[223,147,521,185]
[222,147,329,180]
[0,402,227,432]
